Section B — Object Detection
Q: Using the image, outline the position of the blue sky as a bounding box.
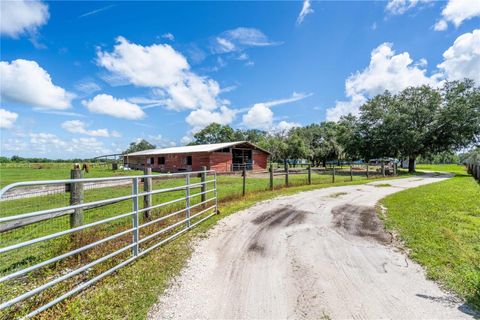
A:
[1,0,479,158]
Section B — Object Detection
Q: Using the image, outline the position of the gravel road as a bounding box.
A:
[149,173,477,319]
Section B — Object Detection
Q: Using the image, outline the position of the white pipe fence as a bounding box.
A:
[0,170,218,318]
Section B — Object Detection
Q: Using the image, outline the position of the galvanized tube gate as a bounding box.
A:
[0,170,218,318]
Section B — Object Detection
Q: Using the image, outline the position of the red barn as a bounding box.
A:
[124,141,270,173]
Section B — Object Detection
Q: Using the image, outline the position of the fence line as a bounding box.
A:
[0,170,218,318]
[467,162,480,181]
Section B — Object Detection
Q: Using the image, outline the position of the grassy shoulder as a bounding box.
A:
[380,165,480,310]
[38,174,413,320]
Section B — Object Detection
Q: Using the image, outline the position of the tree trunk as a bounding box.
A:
[322,159,326,168]
[408,156,416,173]
[284,159,288,172]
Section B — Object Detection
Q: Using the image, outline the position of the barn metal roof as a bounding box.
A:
[124,141,270,156]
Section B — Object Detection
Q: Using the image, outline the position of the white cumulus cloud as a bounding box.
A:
[0,108,18,129]
[97,36,223,112]
[434,0,480,31]
[186,106,237,131]
[61,120,120,137]
[82,94,146,120]
[438,29,480,83]
[327,42,439,121]
[385,0,432,15]
[0,59,74,110]
[242,103,274,130]
[0,0,49,38]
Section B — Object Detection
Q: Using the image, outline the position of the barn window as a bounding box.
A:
[149,157,155,165]
[186,155,193,165]
[158,157,165,165]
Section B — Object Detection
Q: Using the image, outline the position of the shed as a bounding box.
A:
[123,141,270,173]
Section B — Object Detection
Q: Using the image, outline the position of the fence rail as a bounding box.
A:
[0,169,218,319]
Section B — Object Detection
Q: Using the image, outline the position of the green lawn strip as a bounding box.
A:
[416,164,468,176]
[380,165,480,310]
[37,174,413,320]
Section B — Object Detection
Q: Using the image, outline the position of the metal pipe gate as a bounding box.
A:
[0,170,218,318]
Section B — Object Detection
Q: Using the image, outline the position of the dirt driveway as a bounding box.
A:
[149,173,477,319]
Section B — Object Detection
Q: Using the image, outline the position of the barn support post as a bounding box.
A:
[269,163,274,190]
[350,165,353,181]
[242,166,246,196]
[201,166,207,204]
[285,163,289,187]
[143,167,152,220]
[69,169,84,229]
[307,165,312,185]
[332,165,336,183]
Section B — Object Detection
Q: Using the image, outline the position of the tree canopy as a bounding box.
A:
[123,139,156,154]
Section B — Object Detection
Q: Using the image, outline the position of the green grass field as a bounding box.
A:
[381,164,480,310]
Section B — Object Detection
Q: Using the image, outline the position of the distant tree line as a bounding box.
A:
[0,156,114,163]
[189,80,480,173]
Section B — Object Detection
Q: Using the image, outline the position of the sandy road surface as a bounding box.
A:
[149,173,477,319]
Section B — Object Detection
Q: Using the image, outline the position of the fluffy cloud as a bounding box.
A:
[186,106,236,131]
[0,0,49,38]
[97,36,222,112]
[297,0,314,24]
[61,120,121,137]
[434,0,480,31]
[242,92,312,130]
[0,108,18,129]
[438,29,480,83]
[97,36,189,88]
[0,59,74,110]
[82,94,146,120]
[385,0,432,15]
[242,103,274,130]
[327,43,439,121]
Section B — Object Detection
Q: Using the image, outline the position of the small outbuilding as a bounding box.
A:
[124,141,270,173]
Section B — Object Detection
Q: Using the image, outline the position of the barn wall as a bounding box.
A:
[210,152,232,172]
[252,150,268,170]
[124,147,269,173]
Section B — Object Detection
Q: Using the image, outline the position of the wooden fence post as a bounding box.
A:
[242,166,246,196]
[307,165,312,185]
[69,169,84,228]
[269,163,274,190]
[285,163,289,187]
[143,167,152,220]
[332,165,336,183]
[201,166,207,203]
[350,165,353,181]
[393,162,397,176]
